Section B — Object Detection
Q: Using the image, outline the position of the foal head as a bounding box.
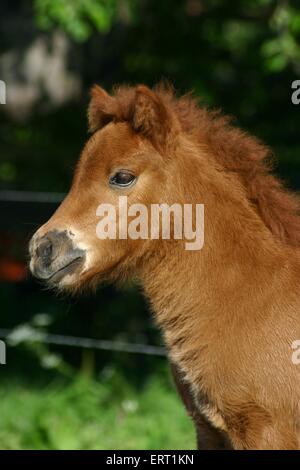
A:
[29,83,300,291]
[29,85,183,290]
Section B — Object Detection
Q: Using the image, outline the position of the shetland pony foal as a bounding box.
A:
[29,84,300,450]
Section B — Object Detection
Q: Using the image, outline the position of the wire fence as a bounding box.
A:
[0,328,166,357]
[0,190,65,203]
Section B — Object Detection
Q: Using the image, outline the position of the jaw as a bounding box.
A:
[45,257,86,287]
[46,250,134,293]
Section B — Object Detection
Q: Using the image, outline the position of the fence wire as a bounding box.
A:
[0,190,65,203]
[0,328,166,357]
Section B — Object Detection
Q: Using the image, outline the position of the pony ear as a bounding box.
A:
[132,85,179,151]
[88,84,179,150]
[88,85,117,132]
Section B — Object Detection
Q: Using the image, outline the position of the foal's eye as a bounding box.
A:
[109,171,136,188]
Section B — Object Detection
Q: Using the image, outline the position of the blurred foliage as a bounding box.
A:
[0,371,195,449]
[7,315,73,376]
[1,303,191,450]
[262,2,300,72]
[33,0,300,72]
[34,0,137,41]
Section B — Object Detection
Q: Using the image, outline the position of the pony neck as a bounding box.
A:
[139,149,290,386]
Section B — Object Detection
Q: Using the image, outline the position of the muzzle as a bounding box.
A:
[29,229,85,284]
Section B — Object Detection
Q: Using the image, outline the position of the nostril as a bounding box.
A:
[36,239,53,263]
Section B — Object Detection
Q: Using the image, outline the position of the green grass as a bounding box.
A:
[0,372,195,450]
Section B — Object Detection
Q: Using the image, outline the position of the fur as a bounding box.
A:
[31,84,300,449]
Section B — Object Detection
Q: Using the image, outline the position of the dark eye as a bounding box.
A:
[109,171,136,188]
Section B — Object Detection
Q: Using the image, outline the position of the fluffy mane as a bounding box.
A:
[91,84,300,247]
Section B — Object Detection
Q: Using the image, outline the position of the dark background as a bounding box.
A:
[0,0,299,449]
